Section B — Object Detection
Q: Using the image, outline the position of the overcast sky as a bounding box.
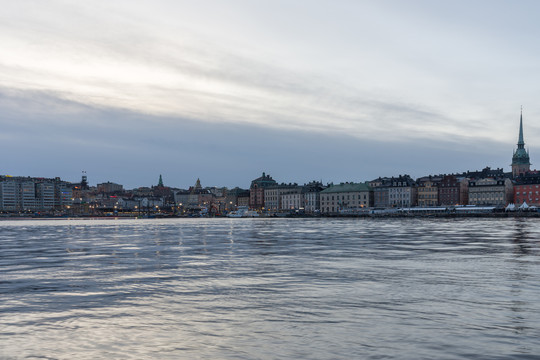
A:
[1,0,539,189]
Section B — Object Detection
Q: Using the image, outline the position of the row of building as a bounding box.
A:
[244,169,519,214]
[0,176,74,212]
[235,112,540,213]
[1,111,538,215]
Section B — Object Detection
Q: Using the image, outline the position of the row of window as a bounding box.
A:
[322,201,368,206]
[321,194,368,201]
[516,185,540,189]
[470,193,504,199]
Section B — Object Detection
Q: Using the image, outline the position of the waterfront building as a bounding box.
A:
[224,187,250,211]
[303,181,326,213]
[371,177,391,208]
[264,183,298,212]
[56,183,73,208]
[174,189,190,207]
[175,179,214,208]
[249,172,277,210]
[388,175,417,208]
[513,172,540,206]
[198,190,214,208]
[0,179,17,211]
[468,178,513,206]
[416,176,441,207]
[20,180,37,211]
[438,174,469,206]
[320,182,372,214]
[142,197,164,209]
[511,110,531,178]
[116,198,140,211]
[280,185,303,211]
[237,193,250,207]
[0,176,74,212]
[36,181,56,210]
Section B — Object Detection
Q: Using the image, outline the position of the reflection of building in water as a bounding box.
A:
[507,220,533,336]
[512,220,532,256]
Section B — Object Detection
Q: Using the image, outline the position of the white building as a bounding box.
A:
[387,175,417,208]
[281,188,303,211]
[264,184,298,212]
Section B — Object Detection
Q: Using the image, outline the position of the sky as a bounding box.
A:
[2,0,540,189]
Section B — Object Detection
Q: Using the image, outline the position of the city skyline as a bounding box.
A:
[2,1,540,188]
[0,112,536,213]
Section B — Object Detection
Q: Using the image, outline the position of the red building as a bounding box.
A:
[439,175,468,206]
[513,173,540,206]
[249,172,277,210]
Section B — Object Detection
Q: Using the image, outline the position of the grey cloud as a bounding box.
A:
[0,89,518,189]
[0,1,489,145]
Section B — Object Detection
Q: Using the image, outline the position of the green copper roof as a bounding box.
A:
[250,172,277,188]
[320,182,371,193]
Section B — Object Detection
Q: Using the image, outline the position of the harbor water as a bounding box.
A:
[1,218,540,359]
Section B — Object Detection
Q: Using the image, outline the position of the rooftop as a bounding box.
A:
[320,182,371,193]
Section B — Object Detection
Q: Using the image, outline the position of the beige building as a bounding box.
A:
[276,182,326,213]
[468,178,513,206]
[320,182,372,214]
[417,176,441,207]
[264,184,298,212]
[281,189,303,211]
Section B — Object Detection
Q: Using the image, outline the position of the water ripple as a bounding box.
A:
[1,218,540,359]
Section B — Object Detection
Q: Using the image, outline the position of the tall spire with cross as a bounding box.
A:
[512,107,531,178]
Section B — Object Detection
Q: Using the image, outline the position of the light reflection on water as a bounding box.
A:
[1,218,540,359]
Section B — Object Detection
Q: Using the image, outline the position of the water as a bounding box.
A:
[1,218,540,359]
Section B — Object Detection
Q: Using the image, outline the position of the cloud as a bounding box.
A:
[0,0,522,146]
[0,88,518,188]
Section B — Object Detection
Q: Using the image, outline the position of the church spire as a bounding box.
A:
[512,107,531,178]
[158,174,164,187]
[518,106,525,147]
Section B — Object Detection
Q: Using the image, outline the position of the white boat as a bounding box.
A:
[227,206,259,218]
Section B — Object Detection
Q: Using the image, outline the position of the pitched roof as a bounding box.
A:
[320,182,371,193]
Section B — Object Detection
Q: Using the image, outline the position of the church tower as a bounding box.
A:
[511,109,531,178]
